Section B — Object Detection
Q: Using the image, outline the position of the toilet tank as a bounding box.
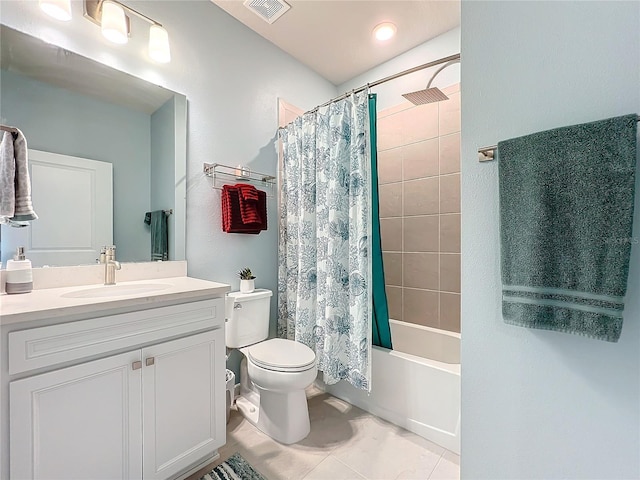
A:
[225,289,273,348]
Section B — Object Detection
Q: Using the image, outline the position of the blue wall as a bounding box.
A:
[0,68,151,262]
[1,0,337,318]
[151,96,177,259]
[461,2,640,478]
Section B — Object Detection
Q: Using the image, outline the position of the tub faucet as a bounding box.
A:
[103,245,121,285]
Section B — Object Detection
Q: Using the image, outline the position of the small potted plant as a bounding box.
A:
[238,267,256,293]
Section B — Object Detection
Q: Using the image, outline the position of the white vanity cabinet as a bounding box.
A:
[142,329,224,480]
[11,349,144,479]
[7,297,226,480]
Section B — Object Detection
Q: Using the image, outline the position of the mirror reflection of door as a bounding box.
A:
[1,150,113,267]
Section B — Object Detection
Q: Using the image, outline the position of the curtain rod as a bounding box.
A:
[305,53,461,115]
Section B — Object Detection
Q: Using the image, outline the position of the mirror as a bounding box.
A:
[0,25,186,267]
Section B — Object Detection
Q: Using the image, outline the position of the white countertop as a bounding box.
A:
[0,277,230,326]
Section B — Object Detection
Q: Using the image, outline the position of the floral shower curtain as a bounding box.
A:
[278,90,372,390]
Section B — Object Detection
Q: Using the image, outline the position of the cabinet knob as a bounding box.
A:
[132,361,142,370]
[145,357,155,367]
[234,303,242,309]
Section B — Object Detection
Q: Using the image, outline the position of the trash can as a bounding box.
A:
[225,369,235,424]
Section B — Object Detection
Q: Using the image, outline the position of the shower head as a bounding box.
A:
[402,58,460,106]
[402,87,449,105]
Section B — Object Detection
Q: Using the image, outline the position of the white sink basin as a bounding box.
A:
[62,283,172,299]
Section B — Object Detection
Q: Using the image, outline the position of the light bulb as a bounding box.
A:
[149,24,171,63]
[373,22,397,42]
[101,1,128,45]
[39,0,72,21]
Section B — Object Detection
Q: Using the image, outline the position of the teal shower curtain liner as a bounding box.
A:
[369,94,393,350]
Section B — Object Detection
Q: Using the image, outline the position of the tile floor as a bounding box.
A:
[188,386,460,480]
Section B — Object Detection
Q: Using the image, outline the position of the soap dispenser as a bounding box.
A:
[5,246,33,294]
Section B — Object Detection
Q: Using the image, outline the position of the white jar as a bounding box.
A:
[5,246,33,294]
[240,279,255,293]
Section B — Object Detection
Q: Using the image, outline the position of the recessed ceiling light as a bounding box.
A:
[373,22,397,42]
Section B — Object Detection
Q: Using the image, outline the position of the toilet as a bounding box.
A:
[225,289,317,444]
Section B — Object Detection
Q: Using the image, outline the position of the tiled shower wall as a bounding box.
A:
[378,83,461,333]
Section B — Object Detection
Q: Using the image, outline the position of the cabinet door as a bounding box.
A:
[142,329,225,480]
[10,351,143,480]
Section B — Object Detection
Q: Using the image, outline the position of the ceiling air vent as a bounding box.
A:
[243,0,291,24]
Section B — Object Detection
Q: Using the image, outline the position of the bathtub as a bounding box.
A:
[322,320,461,454]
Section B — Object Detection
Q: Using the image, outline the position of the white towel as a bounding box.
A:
[4,128,37,222]
[0,130,16,221]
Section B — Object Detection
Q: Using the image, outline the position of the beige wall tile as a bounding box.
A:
[440,214,461,253]
[380,218,402,251]
[440,253,461,293]
[440,292,461,333]
[403,138,438,180]
[377,101,414,118]
[377,114,403,151]
[404,288,439,328]
[403,253,438,290]
[439,91,460,136]
[383,252,402,286]
[401,103,439,144]
[404,215,439,252]
[404,177,439,215]
[376,95,463,333]
[386,286,403,320]
[378,149,403,184]
[379,183,402,218]
[440,132,460,175]
[440,174,460,214]
[441,83,460,96]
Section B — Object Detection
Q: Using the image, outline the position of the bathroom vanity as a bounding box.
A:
[0,263,230,480]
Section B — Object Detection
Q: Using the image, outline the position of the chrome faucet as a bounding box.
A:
[103,245,121,285]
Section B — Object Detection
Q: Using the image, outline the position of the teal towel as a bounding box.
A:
[499,114,637,342]
[145,210,168,261]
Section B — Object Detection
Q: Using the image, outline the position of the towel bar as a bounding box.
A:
[477,115,640,162]
[203,162,276,198]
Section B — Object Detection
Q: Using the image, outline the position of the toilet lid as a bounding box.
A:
[248,338,316,372]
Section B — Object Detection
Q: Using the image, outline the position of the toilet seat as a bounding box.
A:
[247,338,316,372]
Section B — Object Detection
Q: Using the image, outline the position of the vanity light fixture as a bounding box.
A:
[39,0,73,21]
[83,0,171,63]
[373,22,397,42]
[148,24,171,64]
[101,0,128,44]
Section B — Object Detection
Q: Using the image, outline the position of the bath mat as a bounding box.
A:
[199,452,266,480]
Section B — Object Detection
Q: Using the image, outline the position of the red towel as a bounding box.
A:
[221,185,267,234]
[236,183,262,224]
[237,183,259,201]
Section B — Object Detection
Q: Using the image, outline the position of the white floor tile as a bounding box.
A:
[249,441,328,480]
[303,455,366,480]
[301,392,371,454]
[331,415,445,480]
[195,390,458,480]
[225,407,330,480]
[427,450,460,480]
